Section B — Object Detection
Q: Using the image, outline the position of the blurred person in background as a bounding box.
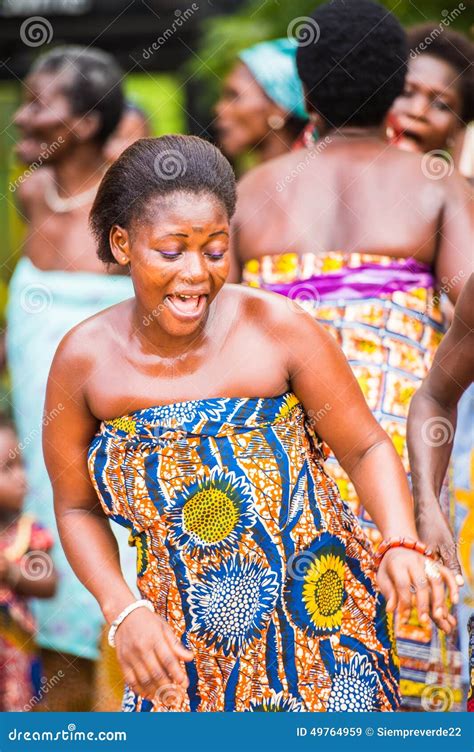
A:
[230,0,473,710]
[0,415,56,711]
[214,38,308,168]
[388,25,473,156]
[389,27,474,690]
[104,101,151,163]
[407,274,474,709]
[6,46,136,710]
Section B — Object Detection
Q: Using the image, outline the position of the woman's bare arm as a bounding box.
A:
[43,327,192,699]
[407,273,474,576]
[286,314,416,539]
[43,330,136,624]
[278,305,458,631]
[436,173,473,303]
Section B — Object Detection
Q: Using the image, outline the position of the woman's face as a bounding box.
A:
[111,192,230,340]
[13,71,88,164]
[214,63,280,157]
[389,54,463,153]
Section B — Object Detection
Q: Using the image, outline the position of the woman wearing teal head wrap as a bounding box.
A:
[215,38,308,164]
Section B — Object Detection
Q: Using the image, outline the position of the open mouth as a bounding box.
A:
[400,128,423,143]
[388,118,424,151]
[164,293,208,319]
[396,130,424,153]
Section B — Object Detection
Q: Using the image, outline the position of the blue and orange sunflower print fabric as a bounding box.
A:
[88,393,400,712]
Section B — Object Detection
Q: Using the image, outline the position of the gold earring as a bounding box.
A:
[267,114,285,130]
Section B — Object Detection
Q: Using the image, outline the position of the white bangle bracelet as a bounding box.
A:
[107,599,155,648]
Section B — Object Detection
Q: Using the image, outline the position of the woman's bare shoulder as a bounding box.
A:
[52,298,133,371]
[224,283,326,339]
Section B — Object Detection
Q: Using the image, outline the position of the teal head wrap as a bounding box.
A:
[238,38,308,121]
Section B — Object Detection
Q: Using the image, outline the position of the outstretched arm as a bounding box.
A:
[407,274,474,578]
[279,305,458,633]
[435,173,473,303]
[43,329,192,701]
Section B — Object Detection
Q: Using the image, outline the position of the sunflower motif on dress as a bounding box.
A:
[326,654,380,712]
[167,468,256,558]
[188,554,279,656]
[247,690,305,712]
[284,533,346,635]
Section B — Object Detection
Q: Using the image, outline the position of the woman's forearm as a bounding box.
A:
[407,388,457,509]
[56,506,137,624]
[341,436,418,539]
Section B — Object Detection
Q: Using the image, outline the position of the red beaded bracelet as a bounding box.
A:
[374,537,435,569]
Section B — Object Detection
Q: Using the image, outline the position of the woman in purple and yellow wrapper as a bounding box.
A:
[230,1,473,710]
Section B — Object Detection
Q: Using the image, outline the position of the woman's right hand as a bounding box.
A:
[416,500,464,584]
[114,607,194,704]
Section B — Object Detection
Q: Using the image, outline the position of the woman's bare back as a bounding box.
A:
[233,139,472,294]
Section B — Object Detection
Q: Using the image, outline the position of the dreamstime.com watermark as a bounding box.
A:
[23,671,65,712]
[9,137,64,193]
[154,149,188,180]
[421,150,454,180]
[421,683,455,712]
[8,725,126,742]
[9,403,64,460]
[143,302,166,326]
[20,15,53,46]
[421,416,455,447]
[141,4,199,60]
[20,282,53,313]
[307,403,332,428]
[6,549,54,589]
[428,271,465,312]
[410,3,466,59]
[153,682,187,710]
[287,16,320,46]
[284,283,320,315]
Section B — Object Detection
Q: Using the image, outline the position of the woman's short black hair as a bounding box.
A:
[31,46,124,144]
[90,135,237,264]
[296,0,407,128]
[407,25,474,124]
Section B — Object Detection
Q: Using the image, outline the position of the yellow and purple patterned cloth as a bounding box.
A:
[88,393,400,712]
[243,251,462,710]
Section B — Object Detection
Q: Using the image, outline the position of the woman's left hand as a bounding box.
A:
[376,548,459,634]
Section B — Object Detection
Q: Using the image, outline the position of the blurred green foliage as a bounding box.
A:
[124,73,185,136]
[189,0,474,106]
